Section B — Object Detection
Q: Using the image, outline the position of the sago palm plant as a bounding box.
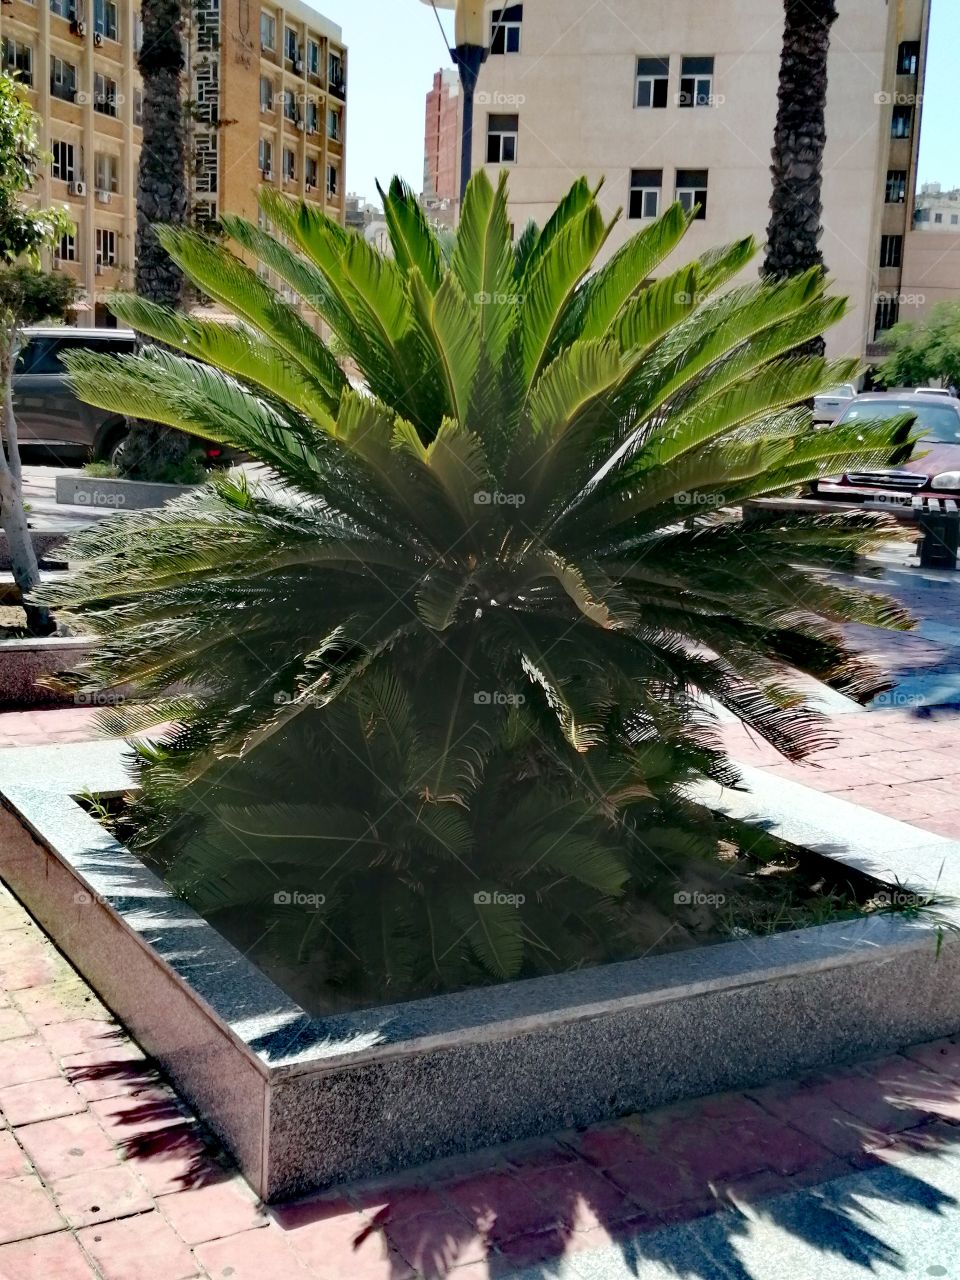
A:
[50,173,914,997]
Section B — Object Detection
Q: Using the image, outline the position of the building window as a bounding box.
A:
[305,155,318,189]
[891,105,912,138]
[50,56,77,102]
[94,0,118,41]
[486,113,519,163]
[283,147,296,181]
[675,169,708,218]
[94,73,119,117]
[636,57,669,109]
[885,170,907,204]
[897,41,920,76]
[49,0,71,16]
[95,152,119,194]
[95,228,117,267]
[282,90,296,122]
[305,99,318,132]
[51,140,77,182]
[3,39,33,87]
[953,215,959,226]
[134,88,143,125]
[328,50,343,87]
[258,137,273,177]
[629,168,662,219]
[327,106,342,141]
[490,5,522,55]
[327,162,339,198]
[55,232,77,263]
[874,294,900,337]
[307,39,320,76]
[260,11,276,51]
[678,56,714,107]
[284,26,298,62]
[259,75,273,111]
[934,213,943,224]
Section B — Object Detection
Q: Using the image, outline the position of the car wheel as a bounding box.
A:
[106,431,127,469]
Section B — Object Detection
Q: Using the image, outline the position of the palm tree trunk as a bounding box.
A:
[763,0,838,358]
[122,0,192,479]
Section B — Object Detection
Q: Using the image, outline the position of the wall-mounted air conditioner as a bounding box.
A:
[68,180,86,197]
[96,190,112,204]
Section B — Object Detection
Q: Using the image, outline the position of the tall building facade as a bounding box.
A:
[1,0,347,323]
[423,67,461,203]
[449,0,930,362]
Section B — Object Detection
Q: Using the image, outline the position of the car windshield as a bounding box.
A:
[840,400,960,444]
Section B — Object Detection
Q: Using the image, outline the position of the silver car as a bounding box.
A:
[813,383,858,424]
[12,326,136,465]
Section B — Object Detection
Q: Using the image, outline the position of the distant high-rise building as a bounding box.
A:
[423,67,461,204]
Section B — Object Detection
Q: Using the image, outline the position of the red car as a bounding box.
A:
[808,393,960,511]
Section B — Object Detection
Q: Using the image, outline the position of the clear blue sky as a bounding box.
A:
[314,0,958,203]
[312,0,455,201]
[917,0,960,189]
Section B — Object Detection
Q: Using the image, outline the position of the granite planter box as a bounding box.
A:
[0,636,95,709]
[0,739,959,1202]
[55,475,198,511]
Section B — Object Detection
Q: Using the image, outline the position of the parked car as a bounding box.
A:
[12,327,226,467]
[913,387,958,398]
[806,392,960,511]
[813,383,858,424]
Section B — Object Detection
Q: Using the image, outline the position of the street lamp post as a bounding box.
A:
[421,0,488,206]
[451,1,487,205]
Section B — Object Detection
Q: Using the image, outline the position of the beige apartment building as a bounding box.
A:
[436,0,930,363]
[0,0,347,323]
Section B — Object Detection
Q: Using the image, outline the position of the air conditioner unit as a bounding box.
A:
[261,167,272,180]
[294,59,303,73]
[305,181,315,191]
[295,118,304,131]
[52,259,63,271]
[96,190,112,204]
[95,262,103,275]
[94,31,103,46]
[68,180,86,197]
[72,20,86,37]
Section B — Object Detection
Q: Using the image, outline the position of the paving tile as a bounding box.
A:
[0,1176,64,1245]
[0,1130,30,1181]
[77,1211,200,1280]
[385,1208,488,1274]
[37,1019,128,1059]
[195,1226,312,1279]
[444,1170,555,1244]
[124,1124,224,1197]
[522,1162,642,1233]
[0,1232,99,1280]
[0,1039,60,1087]
[0,1078,86,1126]
[571,1122,653,1169]
[52,1163,153,1228]
[350,1181,456,1223]
[89,1087,190,1146]
[157,1175,268,1244]
[12,981,110,1026]
[0,1010,31,1042]
[15,1111,120,1180]
[602,1154,702,1216]
[275,1197,415,1279]
[902,1037,960,1083]
[62,1045,157,1103]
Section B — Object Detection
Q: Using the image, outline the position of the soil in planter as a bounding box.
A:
[0,605,92,641]
[82,794,946,1018]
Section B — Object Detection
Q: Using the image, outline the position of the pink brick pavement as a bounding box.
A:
[722,707,960,839]
[3,806,960,1276]
[3,696,960,1275]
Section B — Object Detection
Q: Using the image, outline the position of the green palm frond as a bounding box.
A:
[53,171,918,997]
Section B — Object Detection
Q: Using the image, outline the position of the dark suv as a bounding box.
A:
[13,326,136,465]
